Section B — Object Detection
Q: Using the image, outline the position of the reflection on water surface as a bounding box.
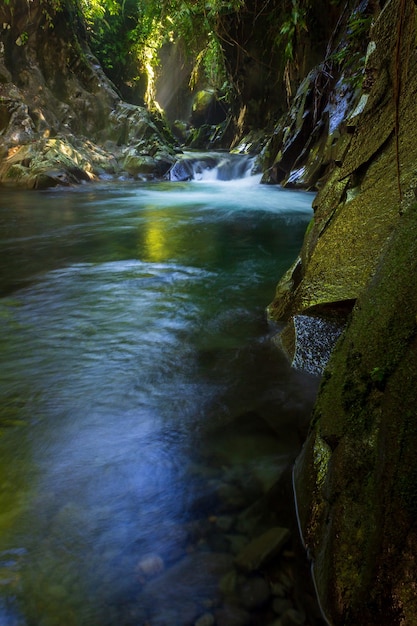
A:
[0,176,323,625]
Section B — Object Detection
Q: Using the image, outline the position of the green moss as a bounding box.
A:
[312,435,331,488]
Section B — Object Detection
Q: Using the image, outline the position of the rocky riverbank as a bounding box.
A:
[268,0,417,622]
[0,1,179,189]
[126,460,324,626]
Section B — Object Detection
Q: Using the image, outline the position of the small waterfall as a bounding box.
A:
[169,152,256,182]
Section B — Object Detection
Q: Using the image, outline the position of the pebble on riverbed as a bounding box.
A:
[135,553,165,580]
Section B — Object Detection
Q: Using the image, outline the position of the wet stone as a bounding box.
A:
[214,603,251,626]
[224,533,247,555]
[219,569,239,598]
[139,552,233,622]
[272,597,293,615]
[278,572,293,591]
[194,612,215,626]
[281,608,306,625]
[215,482,247,512]
[135,553,165,579]
[235,527,291,573]
[239,574,271,609]
[149,603,198,626]
[271,582,288,598]
[213,515,234,532]
[207,532,231,553]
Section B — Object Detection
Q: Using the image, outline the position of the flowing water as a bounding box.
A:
[0,166,321,626]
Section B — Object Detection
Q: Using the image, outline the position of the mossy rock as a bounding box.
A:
[190,89,228,127]
[0,139,98,188]
[294,203,417,625]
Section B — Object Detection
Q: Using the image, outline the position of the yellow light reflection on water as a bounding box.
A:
[143,216,169,262]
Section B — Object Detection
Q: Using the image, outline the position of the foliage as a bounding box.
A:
[329,9,373,89]
[76,0,373,114]
[276,0,309,63]
[79,0,243,107]
[268,0,311,102]
[38,0,65,29]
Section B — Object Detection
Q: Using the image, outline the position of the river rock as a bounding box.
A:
[149,602,199,626]
[239,574,271,609]
[272,597,293,615]
[194,612,215,626]
[214,603,251,626]
[0,1,178,189]
[215,481,247,512]
[224,533,247,555]
[135,553,165,579]
[0,138,100,188]
[290,5,417,622]
[281,608,306,626]
[235,527,291,573]
[270,582,288,598]
[169,157,195,181]
[138,552,234,621]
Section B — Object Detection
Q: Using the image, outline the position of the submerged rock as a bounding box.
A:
[194,612,215,626]
[135,554,165,580]
[214,603,251,626]
[238,575,271,609]
[139,552,234,624]
[235,527,291,573]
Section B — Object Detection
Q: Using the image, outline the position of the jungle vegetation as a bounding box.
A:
[75,0,346,108]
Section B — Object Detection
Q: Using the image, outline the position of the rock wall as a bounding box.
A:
[269,0,417,622]
[267,0,415,364]
[0,0,177,188]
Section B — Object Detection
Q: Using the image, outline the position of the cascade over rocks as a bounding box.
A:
[0,0,177,188]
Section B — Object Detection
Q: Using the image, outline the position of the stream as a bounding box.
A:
[0,160,322,626]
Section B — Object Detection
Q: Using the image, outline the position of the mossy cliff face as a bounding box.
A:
[268,0,417,361]
[279,0,417,622]
[0,0,176,188]
[294,203,417,625]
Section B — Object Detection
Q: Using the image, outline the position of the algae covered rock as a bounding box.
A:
[284,1,417,622]
[268,0,417,372]
[294,203,417,625]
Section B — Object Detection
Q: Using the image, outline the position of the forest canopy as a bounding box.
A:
[79,0,244,106]
[76,0,340,108]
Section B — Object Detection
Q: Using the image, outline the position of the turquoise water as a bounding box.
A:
[0,175,319,625]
